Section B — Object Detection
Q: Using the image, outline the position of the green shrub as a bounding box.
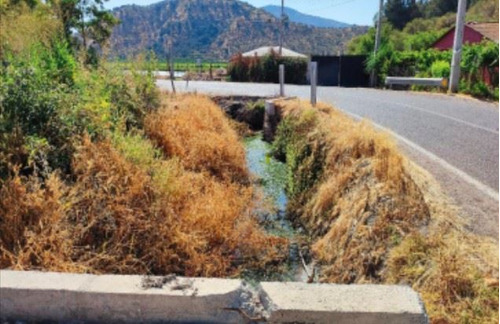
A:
[0,62,76,178]
[364,41,498,99]
[228,50,307,84]
[431,60,450,78]
[470,82,493,98]
[0,38,160,180]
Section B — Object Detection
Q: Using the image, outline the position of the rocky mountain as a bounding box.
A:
[110,0,368,60]
[261,5,351,29]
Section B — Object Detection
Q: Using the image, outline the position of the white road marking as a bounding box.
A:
[343,110,499,201]
[339,94,499,135]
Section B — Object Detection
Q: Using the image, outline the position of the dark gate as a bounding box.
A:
[311,55,369,87]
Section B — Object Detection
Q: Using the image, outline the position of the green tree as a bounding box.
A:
[384,0,421,29]
[420,0,481,18]
[51,0,118,50]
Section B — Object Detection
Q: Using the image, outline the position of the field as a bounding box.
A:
[111,60,228,73]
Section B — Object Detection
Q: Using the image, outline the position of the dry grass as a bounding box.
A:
[145,94,249,183]
[0,94,288,277]
[275,99,430,282]
[0,172,83,272]
[273,98,498,323]
[388,161,499,324]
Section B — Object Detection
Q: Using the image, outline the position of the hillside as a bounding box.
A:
[109,0,368,60]
[261,5,351,28]
[467,0,499,21]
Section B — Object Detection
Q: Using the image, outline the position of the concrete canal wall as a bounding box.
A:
[1,270,428,323]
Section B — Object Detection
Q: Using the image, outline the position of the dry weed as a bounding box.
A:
[0,172,81,272]
[145,94,249,183]
[0,94,287,277]
[273,99,498,323]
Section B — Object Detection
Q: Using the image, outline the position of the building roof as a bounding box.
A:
[242,46,307,58]
[466,22,499,43]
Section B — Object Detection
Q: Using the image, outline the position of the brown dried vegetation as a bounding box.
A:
[145,94,249,183]
[0,94,287,277]
[272,99,498,323]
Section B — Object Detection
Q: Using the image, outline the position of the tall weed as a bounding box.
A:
[272,99,498,323]
[146,94,249,183]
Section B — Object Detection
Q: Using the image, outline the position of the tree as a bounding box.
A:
[384,0,421,29]
[51,0,118,50]
[420,0,481,18]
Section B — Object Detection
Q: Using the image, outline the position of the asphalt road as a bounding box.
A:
[157,80,499,197]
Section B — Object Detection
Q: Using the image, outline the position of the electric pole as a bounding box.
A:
[279,0,284,55]
[370,0,383,87]
[166,39,176,94]
[449,0,467,93]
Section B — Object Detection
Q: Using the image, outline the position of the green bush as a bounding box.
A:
[228,50,307,84]
[468,82,494,99]
[364,41,498,99]
[0,38,160,180]
[430,60,450,78]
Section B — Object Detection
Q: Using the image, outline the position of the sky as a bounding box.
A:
[104,0,379,26]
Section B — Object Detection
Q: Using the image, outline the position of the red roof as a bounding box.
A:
[431,22,499,50]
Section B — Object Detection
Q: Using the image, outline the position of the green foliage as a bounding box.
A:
[431,60,450,78]
[347,27,377,55]
[384,0,421,30]
[383,0,483,30]
[0,24,160,179]
[272,110,324,199]
[362,39,498,99]
[57,0,118,46]
[153,61,227,73]
[111,131,162,169]
[246,100,265,112]
[467,0,499,21]
[348,22,446,55]
[0,42,78,177]
[53,0,118,65]
[228,51,308,84]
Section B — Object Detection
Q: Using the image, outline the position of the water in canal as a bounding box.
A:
[242,134,307,282]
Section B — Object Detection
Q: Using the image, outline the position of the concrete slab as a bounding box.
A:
[1,271,428,323]
[0,270,249,323]
[260,282,428,324]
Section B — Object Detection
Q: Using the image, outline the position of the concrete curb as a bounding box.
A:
[260,282,428,324]
[0,270,428,323]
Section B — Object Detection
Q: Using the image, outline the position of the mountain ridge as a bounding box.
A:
[261,5,352,29]
[109,0,368,60]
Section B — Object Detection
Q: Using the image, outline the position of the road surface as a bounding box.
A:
[157,80,499,237]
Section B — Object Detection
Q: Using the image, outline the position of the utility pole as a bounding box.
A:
[310,62,317,106]
[370,0,383,87]
[166,39,176,94]
[279,64,285,96]
[338,49,343,87]
[449,0,467,93]
[279,0,284,55]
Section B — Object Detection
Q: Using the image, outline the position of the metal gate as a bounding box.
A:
[311,55,369,87]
